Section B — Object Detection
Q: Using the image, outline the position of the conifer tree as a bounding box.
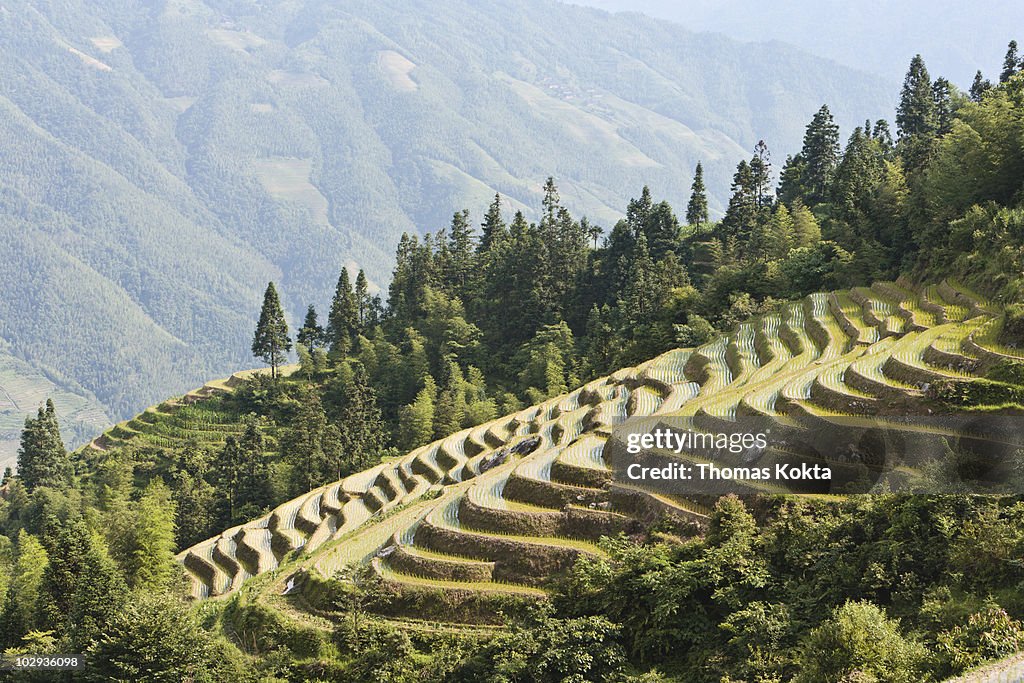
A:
[897,54,937,169]
[297,304,324,351]
[931,77,954,135]
[252,282,291,379]
[445,210,475,298]
[0,531,48,645]
[790,200,822,248]
[970,70,992,102]
[40,518,126,648]
[767,204,796,259]
[17,400,70,492]
[1001,40,1020,83]
[236,419,272,516]
[281,387,340,494]
[750,140,773,210]
[721,160,757,241]
[800,105,841,204]
[327,268,357,361]
[336,364,387,476]
[433,361,468,439]
[479,193,508,254]
[685,162,709,228]
[354,269,371,332]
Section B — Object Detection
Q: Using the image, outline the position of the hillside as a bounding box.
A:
[121,277,1024,680]
[176,279,1018,603]
[0,0,896,460]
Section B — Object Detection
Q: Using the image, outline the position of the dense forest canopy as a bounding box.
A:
[0,33,1023,683]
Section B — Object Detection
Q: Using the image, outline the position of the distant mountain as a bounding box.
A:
[0,0,894,463]
[571,0,1024,85]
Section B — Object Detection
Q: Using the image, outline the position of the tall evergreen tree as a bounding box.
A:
[931,77,954,135]
[40,517,126,648]
[398,376,437,450]
[297,304,324,351]
[281,387,340,494]
[896,55,936,142]
[1000,40,1020,83]
[17,400,70,492]
[970,70,992,102]
[721,160,757,242]
[251,282,291,379]
[336,364,387,476]
[445,210,475,298]
[479,193,508,254]
[327,268,357,361]
[897,55,940,170]
[686,162,709,228]
[750,140,774,210]
[354,269,371,333]
[800,105,841,204]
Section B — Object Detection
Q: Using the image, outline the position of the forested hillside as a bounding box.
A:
[0,42,1022,680]
[0,0,895,462]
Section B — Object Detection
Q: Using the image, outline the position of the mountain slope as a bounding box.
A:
[168,279,1018,612]
[573,0,1024,84]
[0,0,894,458]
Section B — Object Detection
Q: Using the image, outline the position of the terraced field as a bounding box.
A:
[172,281,1017,625]
[85,366,297,454]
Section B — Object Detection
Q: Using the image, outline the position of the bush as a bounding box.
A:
[1001,305,1024,346]
[795,600,926,683]
[935,604,1024,675]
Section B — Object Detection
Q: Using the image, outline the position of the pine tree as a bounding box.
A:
[40,518,126,647]
[970,70,992,102]
[776,154,807,206]
[445,210,475,298]
[932,77,954,135]
[297,304,324,351]
[354,269,371,332]
[1001,40,1020,83]
[251,282,291,379]
[281,387,340,494]
[327,268,357,361]
[236,419,272,516]
[721,160,757,242]
[479,193,508,254]
[336,364,387,476]
[800,105,841,204]
[750,140,773,210]
[17,400,70,492]
[897,54,937,162]
[0,531,48,645]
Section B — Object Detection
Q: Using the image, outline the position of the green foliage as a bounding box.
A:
[86,591,246,683]
[795,600,926,683]
[935,604,1024,675]
[17,400,70,492]
[123,479,179,591]
[251,282,292,379]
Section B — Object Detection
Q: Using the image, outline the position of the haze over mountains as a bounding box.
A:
[573,0,1024,85]
[0,0,895,464]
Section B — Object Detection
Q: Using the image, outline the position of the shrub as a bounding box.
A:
[795,600,926,683]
